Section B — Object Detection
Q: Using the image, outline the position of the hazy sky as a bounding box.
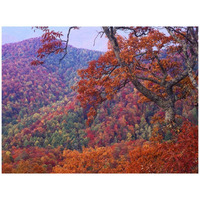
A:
[2,27,108,52]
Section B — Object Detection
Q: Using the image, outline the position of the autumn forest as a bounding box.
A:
[2,26,198,173]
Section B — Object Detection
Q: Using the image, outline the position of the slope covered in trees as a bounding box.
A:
[2,33,198,173]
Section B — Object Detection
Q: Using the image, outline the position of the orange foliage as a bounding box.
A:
[52,122,197,173]
[127,121,198,173]
[74,27,193,123]
[53,147,127,173]
[2,147,63,173]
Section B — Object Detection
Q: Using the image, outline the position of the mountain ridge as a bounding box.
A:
[2,37,105,57]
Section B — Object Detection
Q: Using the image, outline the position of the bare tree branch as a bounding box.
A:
[93,31,104,47]
[115,26,149,37]
[135,75,161,85]
[59,26,79,63]
[166,27,198,90]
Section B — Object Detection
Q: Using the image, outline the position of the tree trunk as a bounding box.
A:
[164,106,175,124]
[163,86,176,126]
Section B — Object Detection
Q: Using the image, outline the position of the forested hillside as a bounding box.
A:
[2,34,198,173]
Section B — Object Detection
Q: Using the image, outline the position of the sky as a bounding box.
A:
[2,26,108,52]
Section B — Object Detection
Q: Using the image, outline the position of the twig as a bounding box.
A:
[59,26,79,63]
[93,31,104,46]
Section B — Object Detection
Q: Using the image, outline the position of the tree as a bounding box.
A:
[33,26,198,127]
[76,27,198,126]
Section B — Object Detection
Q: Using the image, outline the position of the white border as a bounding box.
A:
[1,1,199,200]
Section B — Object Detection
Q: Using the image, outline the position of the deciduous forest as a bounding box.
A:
[2,26,198,173]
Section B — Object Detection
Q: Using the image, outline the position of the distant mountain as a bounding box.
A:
[1,37,155,151]
[2,37,102,128]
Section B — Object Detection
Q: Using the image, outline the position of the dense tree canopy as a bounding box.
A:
[34,26,198,126]
[2,27,198,173]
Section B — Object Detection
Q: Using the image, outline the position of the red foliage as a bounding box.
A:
[2,146,63,173]
[126,121,198,173]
